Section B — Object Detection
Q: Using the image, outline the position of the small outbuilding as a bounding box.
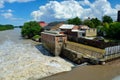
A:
[41,31,67,56]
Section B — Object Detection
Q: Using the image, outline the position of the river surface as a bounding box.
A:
[0,28,74,80]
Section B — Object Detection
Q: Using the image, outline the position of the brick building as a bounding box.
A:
[41,31,67,56]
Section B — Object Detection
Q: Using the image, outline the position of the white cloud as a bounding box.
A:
[0,8,22,21]
[82,0,117,20]
[31,0,119,22]
[1,12,23,20]
[0,0,35,8]
[0,9,13,13]
[79,0,91,6]
[31,10,43,21]
[0,0,4,8]
[115,4,120,10]
[7,9,13,12]
[31,0,83,22]
[1,12,13,19]
[5,0,35,3]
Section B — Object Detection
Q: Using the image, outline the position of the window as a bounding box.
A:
[58,37,63,42]
[82,33,85,36]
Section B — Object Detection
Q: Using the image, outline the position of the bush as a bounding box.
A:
[32,35,41,39]
[32,35,41,42]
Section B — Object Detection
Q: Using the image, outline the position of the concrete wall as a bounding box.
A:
[65,41,104,59]
[54,36,67,56]
[85,28,97,37]
[104,45,120,61]
[61,48,84,64]
[41,33,55,54]
[63,41,120,63]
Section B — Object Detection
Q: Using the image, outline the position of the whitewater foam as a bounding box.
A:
[0,40,74,80]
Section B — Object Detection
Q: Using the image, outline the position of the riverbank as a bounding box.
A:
[0,25,14,31]
[40,59,120,80]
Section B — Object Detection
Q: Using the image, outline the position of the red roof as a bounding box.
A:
[38,21,47,28]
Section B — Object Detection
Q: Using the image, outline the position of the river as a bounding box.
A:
[0,28,74,80]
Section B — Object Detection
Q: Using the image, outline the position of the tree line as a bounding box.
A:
[67,15,113,28]
[67,15,120,40]
[0,24,14,31]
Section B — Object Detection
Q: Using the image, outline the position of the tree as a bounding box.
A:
[83,19,95,28]
[102,15,113,23]
[91,18,101,27]
[0,24,14,31]
[106,22,120,39]
[21,21,42,38]
[67,17,82,25]
[98,22,109,36]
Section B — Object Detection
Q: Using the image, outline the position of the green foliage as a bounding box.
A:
[98,22,120,39]
[102,15,113,23]
[103,22,109,29]
[97,22,110,36]
[32,35,41,40]
[67,17,82,25]
[0,24,14,31]
[106,22,120,39]
[91,18,101,27]
[83,19,95,28]
[67,17,102,28]
[21,21,42,38]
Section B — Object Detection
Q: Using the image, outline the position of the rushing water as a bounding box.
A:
[0,28,74,80]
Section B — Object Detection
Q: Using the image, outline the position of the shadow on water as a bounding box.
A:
[35,44,54,57]
[35,44,87,67]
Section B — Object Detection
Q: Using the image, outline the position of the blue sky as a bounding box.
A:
[0,0,120,26]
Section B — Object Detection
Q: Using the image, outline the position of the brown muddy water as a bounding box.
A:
[0,28,74,80]
[0,28,120,80]
[40,63,120,80]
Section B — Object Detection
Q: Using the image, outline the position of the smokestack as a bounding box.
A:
[117,10,120,22]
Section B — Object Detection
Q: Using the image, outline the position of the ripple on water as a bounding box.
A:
[0,40,74,80]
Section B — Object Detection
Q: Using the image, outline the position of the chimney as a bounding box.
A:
[117,10,120,22]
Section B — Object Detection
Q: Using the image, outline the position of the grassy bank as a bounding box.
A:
[66,41,105,54]
[0,25,14,31]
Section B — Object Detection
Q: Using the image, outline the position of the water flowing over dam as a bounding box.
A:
[0,28,74,80]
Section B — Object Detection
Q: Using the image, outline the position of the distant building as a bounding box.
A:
[38,21,47,28]
[44,21,65,30]
[117,10,120,22]
[59,24,97,38]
